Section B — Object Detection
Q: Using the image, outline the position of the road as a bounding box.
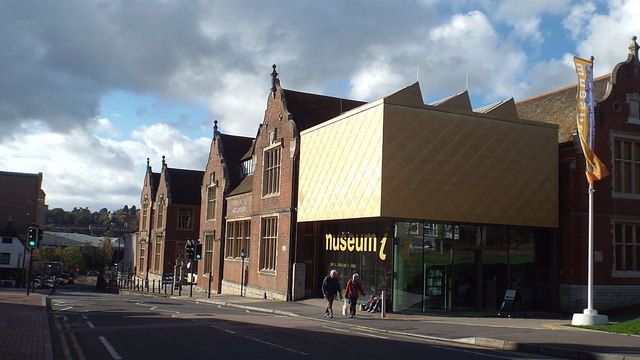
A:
[48,283,557,359]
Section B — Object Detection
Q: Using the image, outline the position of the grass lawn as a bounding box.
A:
[582,317,640,335]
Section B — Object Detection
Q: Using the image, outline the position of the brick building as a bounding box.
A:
[137,157,204,283]
[135,159,160,280]
[0,171,47,237]
[214,66,365,300]
[517,37,640,311]
[195,122,253,293]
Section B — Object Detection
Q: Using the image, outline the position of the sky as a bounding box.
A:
[1,0,639,211]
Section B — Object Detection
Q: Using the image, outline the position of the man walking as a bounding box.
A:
[322,270,341,318]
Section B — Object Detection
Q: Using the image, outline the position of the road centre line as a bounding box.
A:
[99,336,123,360]
[209,324,306,355]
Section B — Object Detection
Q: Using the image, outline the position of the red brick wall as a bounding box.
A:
[196,135,226,290]
[560,58,640,287]
[246,87,296,297]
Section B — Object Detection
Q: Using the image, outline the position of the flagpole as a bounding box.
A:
[571,55,608,325]
[587,182,594,312]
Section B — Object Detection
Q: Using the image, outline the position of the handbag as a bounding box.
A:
[342,297,348,316]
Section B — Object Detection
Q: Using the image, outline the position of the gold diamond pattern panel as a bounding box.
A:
[298,105,384,222]
[381,105,558,228]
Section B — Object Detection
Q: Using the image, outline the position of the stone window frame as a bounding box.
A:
[610,131,640,199]
[156,195,165,229]
[177,208,193,230]
[153,235,162,272]
[224,219,250,259]
[206,173,217,221]
[262,143,282,198]
[2,237,12,244]
[259,215,278,273]
[203,232,215,276]
[611,220,640,278]
[0,252,10,265]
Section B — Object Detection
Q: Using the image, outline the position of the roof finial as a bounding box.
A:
[213,120,218,137]
[270,64,279,96]
[161,155,166,168]
[629,35,639,58]
[146,157,150,171]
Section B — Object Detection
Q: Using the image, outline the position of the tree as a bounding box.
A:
[62,247,85,272]
[97,238,114,269]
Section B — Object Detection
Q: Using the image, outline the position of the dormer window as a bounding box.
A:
[240,158,254,176]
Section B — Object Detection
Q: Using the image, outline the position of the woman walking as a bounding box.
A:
[344,273,365,318]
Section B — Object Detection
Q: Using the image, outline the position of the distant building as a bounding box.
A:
[0,171,47,238]
[0,221,29,286]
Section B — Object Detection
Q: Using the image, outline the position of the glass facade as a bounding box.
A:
[308,218,556,313]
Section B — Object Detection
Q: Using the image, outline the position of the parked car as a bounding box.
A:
[33,278,43,289]
[86,271,100,276]
[55,273,70,285]
[44,279,55,288]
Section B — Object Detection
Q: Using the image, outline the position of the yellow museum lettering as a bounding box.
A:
[325,233,388,260]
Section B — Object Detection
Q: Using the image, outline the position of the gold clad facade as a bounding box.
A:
[298,83,558,228]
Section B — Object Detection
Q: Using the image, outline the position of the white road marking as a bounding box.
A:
[210,324,307,355]
[99,336,123,360]
[59,306,73,311]
[58,334,72,360]
[150,306,157,310]
[322,326,350,333]
[322,326,389,339]
[81,315,88,320]
[86,321,95,328]
[68,332,86,360]
[428,343,533,359]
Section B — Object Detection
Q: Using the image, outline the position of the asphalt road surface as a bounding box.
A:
[48,285,558,360]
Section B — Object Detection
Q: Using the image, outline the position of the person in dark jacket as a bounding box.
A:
[345,273,365,318]
[322,269,341,318]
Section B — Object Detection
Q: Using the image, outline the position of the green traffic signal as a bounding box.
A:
[27,226,38,247]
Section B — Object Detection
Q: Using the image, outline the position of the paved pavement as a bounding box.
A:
[0,288,53,360]
[121,286,640,360]
[2,283,640,360]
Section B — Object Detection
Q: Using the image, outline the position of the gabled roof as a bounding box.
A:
[228,173,253,197]
[516,75,609,143]
[383,82,424,107]
[283,89,366,132]
[218,133,254,190]
[166,168,204,205]
[150,172,161,199]
[474,98,518,120]
[430,90,472,111]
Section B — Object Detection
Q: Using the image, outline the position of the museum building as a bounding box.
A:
[295,82,560,312]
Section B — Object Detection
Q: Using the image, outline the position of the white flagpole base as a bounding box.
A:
[571,309,609,325]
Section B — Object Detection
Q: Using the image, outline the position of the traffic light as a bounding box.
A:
[27,226,38,247]
[194,243,202,261]
[185,240,195,260]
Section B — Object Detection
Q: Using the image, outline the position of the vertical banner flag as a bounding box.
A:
[574,56,609,183]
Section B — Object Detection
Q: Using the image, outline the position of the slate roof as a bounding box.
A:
[150,172,161,199]
[282,89,366,132]
[167,168,204,205]
[516,75,609,143]
[228,174,253,197]
[219,133,254,191]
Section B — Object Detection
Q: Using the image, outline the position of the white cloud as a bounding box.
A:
[0,123,209,211]
[562,2,597,40]
[566,0,640,76]
[495,0,571,42]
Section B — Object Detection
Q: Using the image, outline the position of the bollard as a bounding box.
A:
[381,291,386,318]
[164,283,167,295]
[152,279,155,293]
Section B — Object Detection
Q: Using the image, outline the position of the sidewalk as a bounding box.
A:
[123,287,640,360]
[0,289,53,360]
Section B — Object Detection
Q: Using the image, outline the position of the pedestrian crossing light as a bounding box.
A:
[28,226,38,247]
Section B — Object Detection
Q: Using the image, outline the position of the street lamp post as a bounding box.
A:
[240,248,246,297]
